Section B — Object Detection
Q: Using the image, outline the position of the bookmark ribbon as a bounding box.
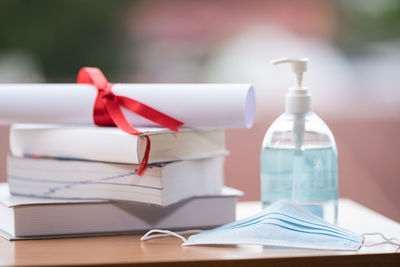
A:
[77,67,183,175]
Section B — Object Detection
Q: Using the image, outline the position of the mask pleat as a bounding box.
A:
[182,200,364,250]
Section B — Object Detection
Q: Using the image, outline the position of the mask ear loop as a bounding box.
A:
[142,230,400,251]
[141,229,203,243]
[361,232,400,249]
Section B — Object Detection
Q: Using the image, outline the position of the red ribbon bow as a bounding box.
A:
[77,67,183,175]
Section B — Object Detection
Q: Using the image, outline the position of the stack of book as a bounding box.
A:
[0,124,241,239]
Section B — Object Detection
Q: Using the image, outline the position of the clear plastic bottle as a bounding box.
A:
[261,58,338,224]
[261,112,338,223]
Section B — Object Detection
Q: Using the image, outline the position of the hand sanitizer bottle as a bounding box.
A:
[261,58,338,224]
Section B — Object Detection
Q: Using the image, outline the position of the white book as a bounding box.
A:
[0,183,242,240]
[10,124,226,164]
[7,156,224,206]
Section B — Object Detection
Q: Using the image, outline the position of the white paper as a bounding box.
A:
[0,183,243,207]
[0,83,255,128]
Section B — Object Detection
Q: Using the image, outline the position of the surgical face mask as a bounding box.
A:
[142,200,400,251]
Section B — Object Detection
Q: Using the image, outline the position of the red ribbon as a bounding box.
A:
[77,67,183,175]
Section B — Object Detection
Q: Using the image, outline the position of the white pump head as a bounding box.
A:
[271,58,311,114]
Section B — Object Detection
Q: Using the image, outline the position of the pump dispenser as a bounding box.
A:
[271,58,310,114]
[261,58,338,224]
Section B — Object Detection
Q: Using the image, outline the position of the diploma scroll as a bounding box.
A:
[0,83,255,129]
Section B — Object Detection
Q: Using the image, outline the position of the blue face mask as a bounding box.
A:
[182,200,363,250]
[142,200,399,250]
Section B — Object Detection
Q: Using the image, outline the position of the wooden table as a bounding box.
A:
[0,199,399,267]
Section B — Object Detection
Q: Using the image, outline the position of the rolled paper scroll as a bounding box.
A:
[0,83,255,129]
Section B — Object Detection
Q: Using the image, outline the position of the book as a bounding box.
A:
[0,183,242,240]
[10,124,226,164]
[7,156,224,206]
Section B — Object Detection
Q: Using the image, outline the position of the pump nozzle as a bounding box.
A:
[271,57,311,114]
[271,58,309,88]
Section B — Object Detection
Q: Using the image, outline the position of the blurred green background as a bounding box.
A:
[2,0,400,81]
[0,0,125,80]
